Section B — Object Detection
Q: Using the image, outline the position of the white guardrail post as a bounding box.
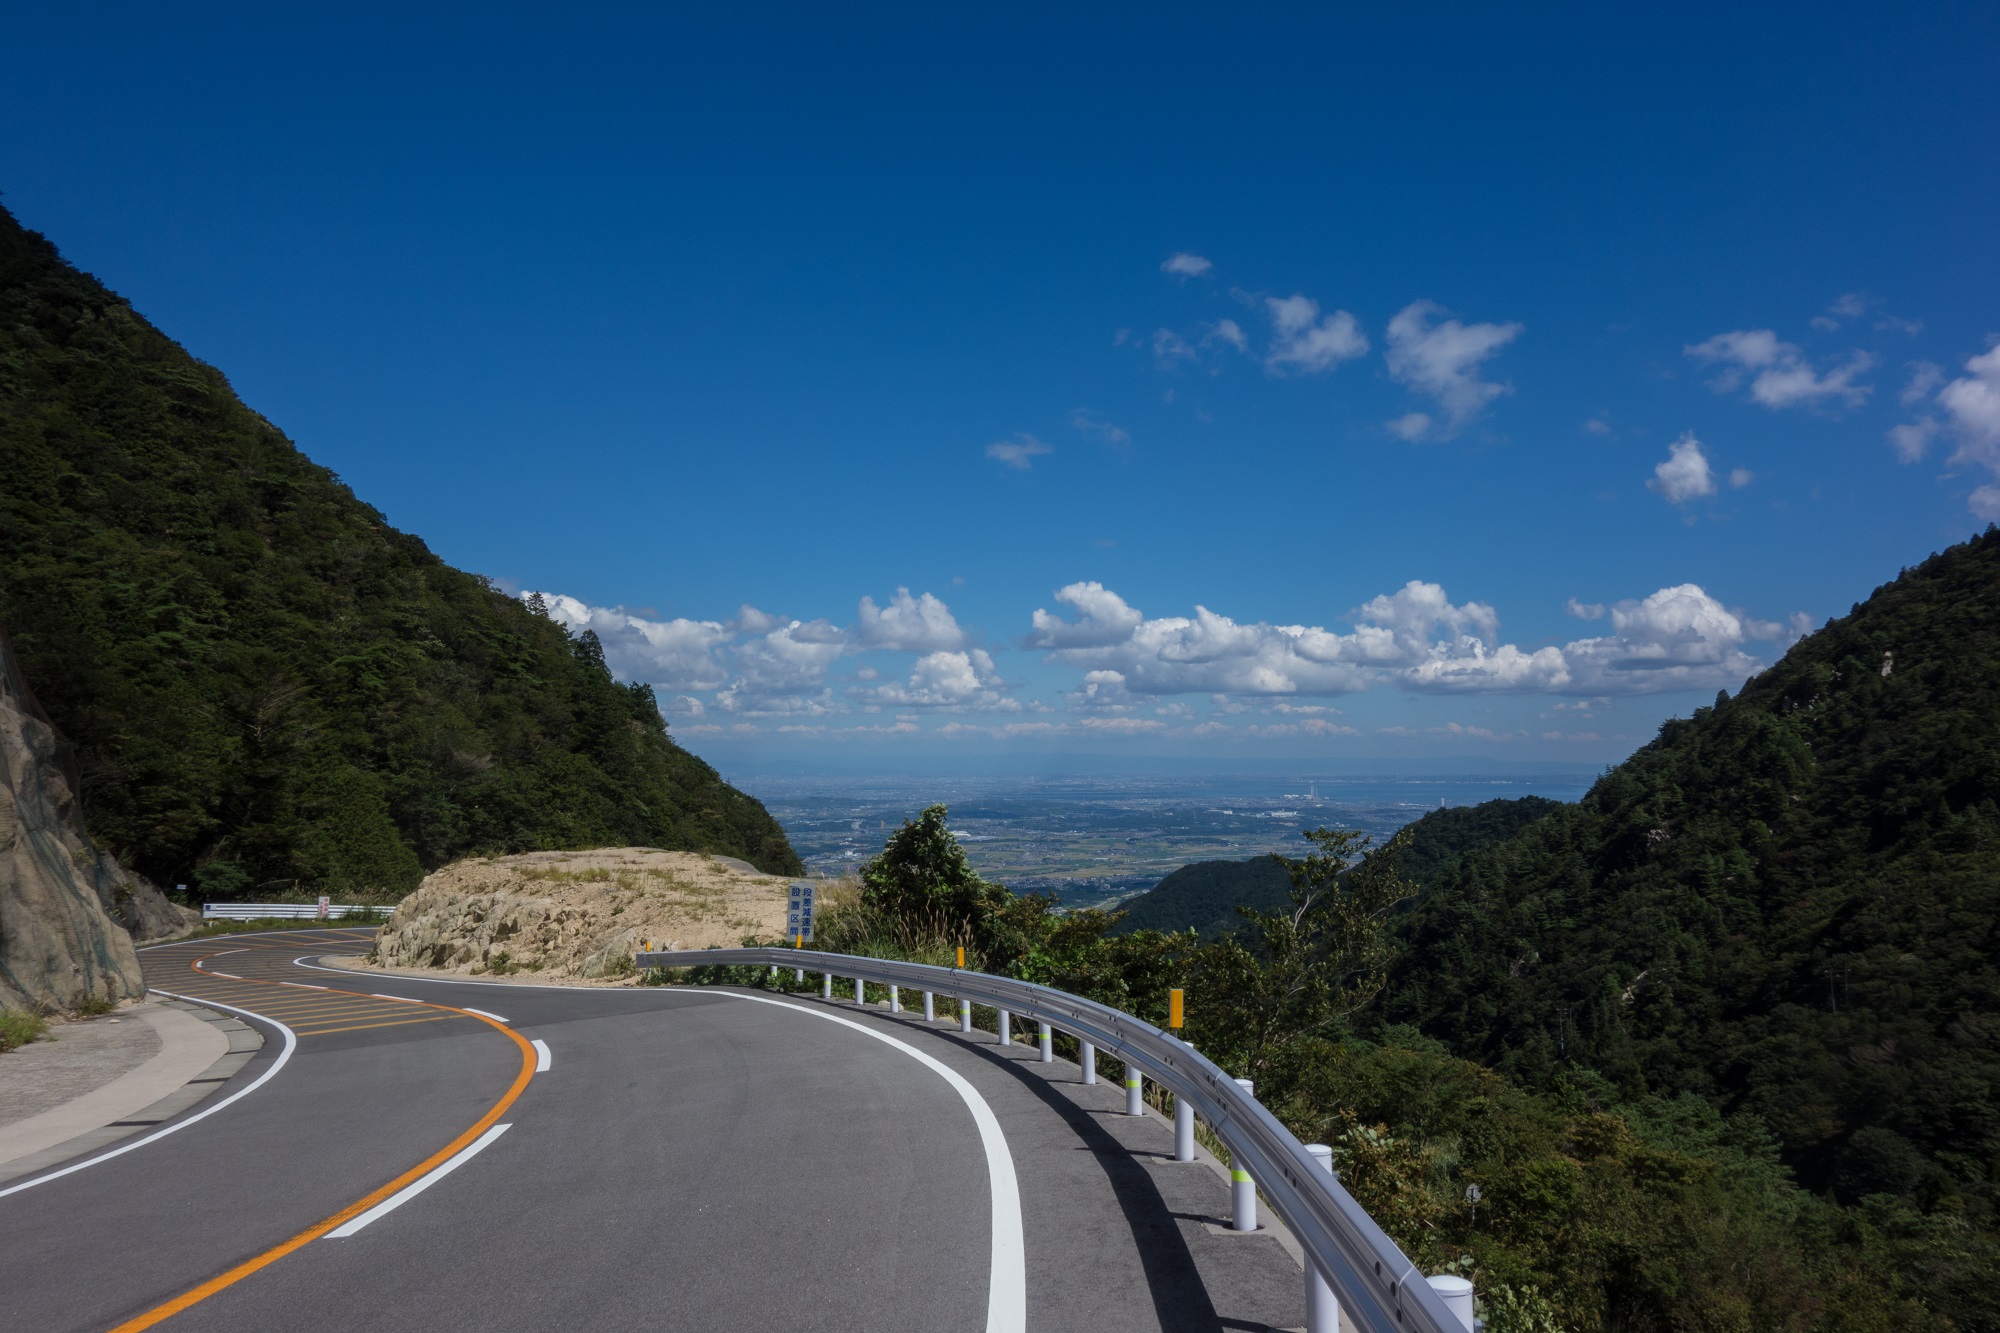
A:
[1231,1078,1258,1231]
[1426,1277,1474,1331]
[822,972,832,1000]
[998,1009,1011,1047]
[633,945,1467,1333]
[1306,1144,1340,1333]
[923,991,935,1021]
[1038,1021,1052,1063]
[889,984,899,1013]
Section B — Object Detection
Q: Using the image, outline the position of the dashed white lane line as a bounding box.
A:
[462,1008,508,1023]
[280,982,327,990]
[370,994,424,1004]
[531,1040,552,1072]
[324,1124,513,1238]
[208,973,242,980]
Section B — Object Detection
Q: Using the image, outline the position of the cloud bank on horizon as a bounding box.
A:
[529,575,1808,749]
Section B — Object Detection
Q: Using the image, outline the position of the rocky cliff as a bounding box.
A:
[0,622,191,1012]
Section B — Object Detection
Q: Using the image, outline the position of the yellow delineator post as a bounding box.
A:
[793,934,804,983]
[1170,988,1194,1162]
[955,945,971,1030]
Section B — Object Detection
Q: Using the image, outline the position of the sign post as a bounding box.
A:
[316,895,331,921]
[785,882,815,942]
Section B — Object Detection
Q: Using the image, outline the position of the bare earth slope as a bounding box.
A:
[367,849,794,980]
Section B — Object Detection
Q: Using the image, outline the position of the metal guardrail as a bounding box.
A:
[637,946,1467,1333]
[201,903,388,921]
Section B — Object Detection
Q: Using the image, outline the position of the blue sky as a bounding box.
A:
[6,4,1996,773]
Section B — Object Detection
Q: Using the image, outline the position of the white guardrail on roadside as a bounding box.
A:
[200,903,388,921]
[635,946,1476,1333]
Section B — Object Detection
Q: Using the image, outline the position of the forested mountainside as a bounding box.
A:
[0,206,801,896]
[1376,528,2000,1218]
[1115,795,1562,939]
[1112,855,1293,937]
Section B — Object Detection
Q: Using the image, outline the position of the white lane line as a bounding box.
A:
[208,973,242,980]
[531,1040,552,1072]
[461,1008,508,1023]
[370,993,424,1004]
[0,992,297,1199]
[324,1124,512,1238]
[719,993,1026,1333]
[280,982,327,990]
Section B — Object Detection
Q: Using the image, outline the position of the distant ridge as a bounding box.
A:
[0,205,802,896]
[1115,795,1562,938]
[1379,527,2000,1208]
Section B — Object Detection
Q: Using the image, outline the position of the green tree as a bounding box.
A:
[1192,828,1417,1083]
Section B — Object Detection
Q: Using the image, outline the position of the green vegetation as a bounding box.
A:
[1112,797,1559,940]
[1378,530,2000,1224]
[682,523,2000,1333]
[0,1008,48,1051]
[0,204,801,898]
[1111,855,1294,938]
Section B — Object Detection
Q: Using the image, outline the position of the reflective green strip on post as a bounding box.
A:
[1231,1168,1253,1184]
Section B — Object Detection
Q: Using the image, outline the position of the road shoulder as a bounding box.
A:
[0,1000,262,1184]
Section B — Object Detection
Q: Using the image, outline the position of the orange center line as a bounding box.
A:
[107,947,538,1332]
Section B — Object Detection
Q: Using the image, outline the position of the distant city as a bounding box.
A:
[744,772,1595,907]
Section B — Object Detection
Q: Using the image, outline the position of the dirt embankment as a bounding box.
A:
[363,848,795,981]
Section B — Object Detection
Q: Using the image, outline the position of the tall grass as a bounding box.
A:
[0,1009,48,1052]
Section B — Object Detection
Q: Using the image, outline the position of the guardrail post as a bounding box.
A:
[1426,1276,1475,1331]
[998,1009,1011,1047]
[888,984,900,1013]
[1175,1091,1195,1162]
[923,991,935,1021]
[1080,1039,1096,1084]
[1125,1063,1144,1116]
[794,968,804,984]
[959,999,972,1032]
[1306,1144,1340,1332]
[1231,1078,1257,1231]
[853,979,866,1005]
[822,973,832,1000]
[1038,1022,1052,1062]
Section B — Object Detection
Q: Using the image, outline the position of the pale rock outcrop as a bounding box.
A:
[370,848,793,980]
[0,625,151,1012]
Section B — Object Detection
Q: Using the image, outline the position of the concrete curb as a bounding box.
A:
[0,1000,265,1185]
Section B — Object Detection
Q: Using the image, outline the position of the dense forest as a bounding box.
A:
[687,533,2000,1330]
[1378,531,2000,1212]
[0,205,801,897]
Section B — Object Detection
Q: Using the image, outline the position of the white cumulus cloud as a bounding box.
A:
[1563,585,1765,692]
[1890,345,2000,512]
[851,588,968,652]
[986,434,1053,470]
[1264,295,1369,375]
[1162,252,1213,278]
[1685,329,1874,410]
[532,593,731,690]
[1648,433,1718,504]
[1384,301,1523,436]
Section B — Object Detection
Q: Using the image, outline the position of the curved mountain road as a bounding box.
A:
[0,929,1305,1332]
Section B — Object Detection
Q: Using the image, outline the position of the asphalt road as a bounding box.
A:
[0,930,1305,1332]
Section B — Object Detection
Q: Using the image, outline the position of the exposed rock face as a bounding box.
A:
[0,624,150,1012]
[372,848,793,979]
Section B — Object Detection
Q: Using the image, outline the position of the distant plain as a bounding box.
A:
[743,772,1596,907]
